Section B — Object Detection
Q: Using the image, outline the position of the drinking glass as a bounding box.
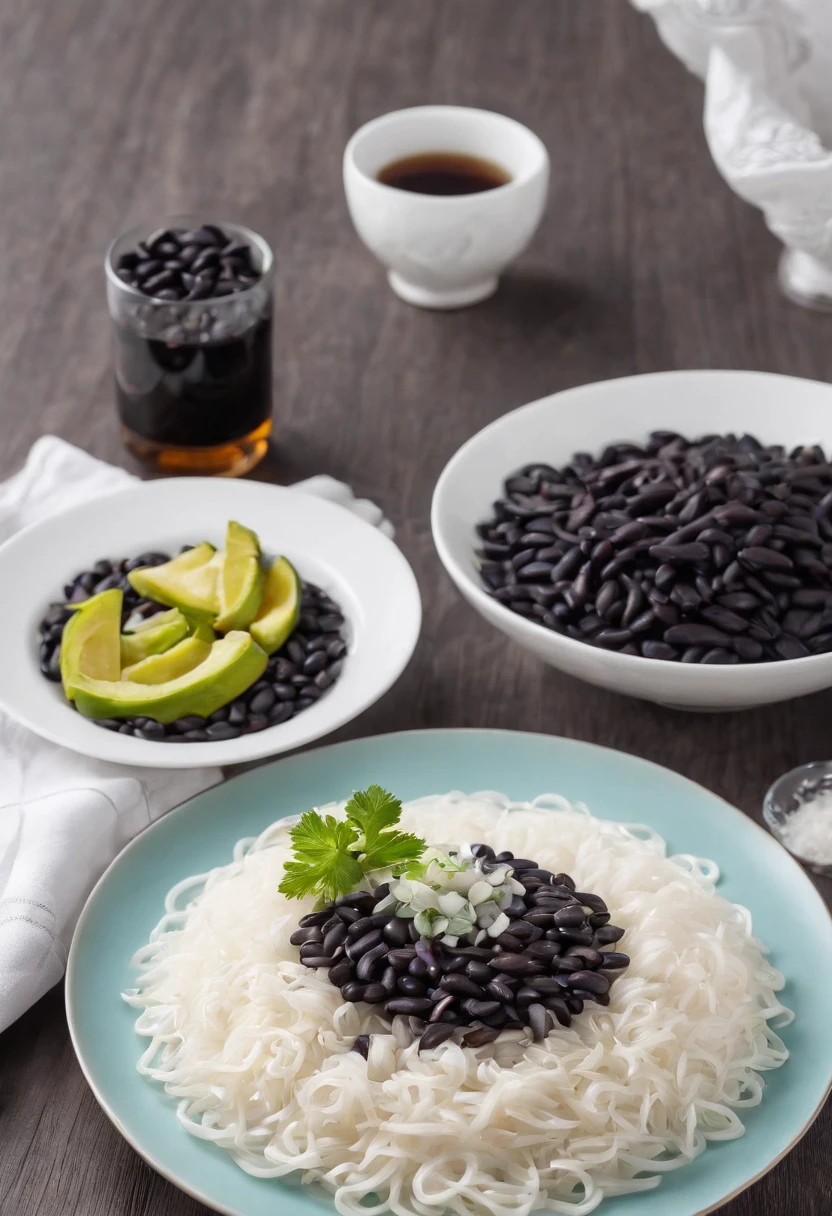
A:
[106,217,274,476]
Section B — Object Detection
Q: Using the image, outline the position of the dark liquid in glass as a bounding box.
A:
[115,315,272,449]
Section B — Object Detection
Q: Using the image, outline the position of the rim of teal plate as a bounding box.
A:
[65,728,832,1216]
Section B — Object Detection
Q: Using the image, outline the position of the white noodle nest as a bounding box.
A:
[125,792,792,1216]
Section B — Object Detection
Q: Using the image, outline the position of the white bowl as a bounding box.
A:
[0,478,421,767]
[343,106,549,309]
[431,370,832,711]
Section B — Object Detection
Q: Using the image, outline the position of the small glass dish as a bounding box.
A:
[763,761,832,877]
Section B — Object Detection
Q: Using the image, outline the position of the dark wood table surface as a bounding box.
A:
[1,2,831,1213]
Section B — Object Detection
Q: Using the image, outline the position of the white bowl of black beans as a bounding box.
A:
[0,478,421,767]
[431,370,832,710]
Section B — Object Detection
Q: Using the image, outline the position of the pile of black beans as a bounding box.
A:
[290,844,628,1053]
[475,432,832,664]
[115,224,260,301]
[38,550,347,741]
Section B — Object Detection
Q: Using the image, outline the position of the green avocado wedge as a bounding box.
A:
[120,609,189,668]
[60,589,122,701]
[214,521,264,634]
[122,634,213,684]
[249,556,301,655]
[127,542,219,616]
[72,631,268,724]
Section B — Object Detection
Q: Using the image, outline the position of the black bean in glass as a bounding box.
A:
[106,219,274,477]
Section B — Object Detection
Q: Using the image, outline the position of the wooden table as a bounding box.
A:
[1,2,830,1213]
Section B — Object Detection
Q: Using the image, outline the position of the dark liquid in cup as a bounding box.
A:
[114,315,272,449]
[377,152,511,196]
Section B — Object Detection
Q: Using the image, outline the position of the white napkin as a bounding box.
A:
[0,437,393,1034]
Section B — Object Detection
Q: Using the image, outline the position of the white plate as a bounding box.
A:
[0,478,421,767]
[432,370,832,710]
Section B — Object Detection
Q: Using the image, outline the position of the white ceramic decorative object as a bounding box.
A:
[633,0,832,309]
[0,478,421,767]
[343,106,549,309]
[432,370,832,711]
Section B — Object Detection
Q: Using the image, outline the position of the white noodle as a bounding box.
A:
[125,791,791,1216]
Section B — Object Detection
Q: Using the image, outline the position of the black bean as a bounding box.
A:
[440,974,488,1000]
[382,918,409,947]
[550,547,582,581]
[133,720,166,740]
[352,1034,371,1059]
[489,955,544,976]
[515,986,541,1007]
[595,580,618,619]
[557,927,595,945]
[346,929,383,959]
[387,948,417,970]
[329,960,354,987]
[701,605,747,634]
[700,647,736,664]
[641,640,677,660]
[569,970,610,995]
[301,955,338,968]
[249,687,276,715]
[419,1023,456,1051]
[269,702,295,725]
[459,962,490,987]
[595,627,633,647]
[360,982,394,1001]
[322,923,347,954]
[663,623,731,647]
[385,998,434,1017]
[462,998,501,1019]
[379,966,397,992]
[599,952,630,969]
[462,1026,501,1048]
[648,542,709,565]
[167,713,204,734]
[594,925,625,945]
[356,942,389,981]
[738,546,794,572]
[341,981,368,1001]
[347,914,391,937]
[774,635,809,660]
[290,925,323,946]
[398,975,427,998]
[732,636,764,661]
[205,721,242,741]
[302,650,328,676]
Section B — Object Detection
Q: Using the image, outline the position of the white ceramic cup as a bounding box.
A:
[343,106,549,309]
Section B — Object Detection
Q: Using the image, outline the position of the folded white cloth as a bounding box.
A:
[0,437,392,1034]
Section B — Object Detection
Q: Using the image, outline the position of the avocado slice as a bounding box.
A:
[122,634,212,684]
[72,631,268,724]
[60,589,122,701]
[214,521,265,633]
[120,609,189,668]
[189,617,217,644]
[127,543,219,616]
[249,556,301,655]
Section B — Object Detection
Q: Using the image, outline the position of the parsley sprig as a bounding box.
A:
[278,785,426,906]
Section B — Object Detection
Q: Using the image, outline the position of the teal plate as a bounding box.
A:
[66,729,832,1216]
